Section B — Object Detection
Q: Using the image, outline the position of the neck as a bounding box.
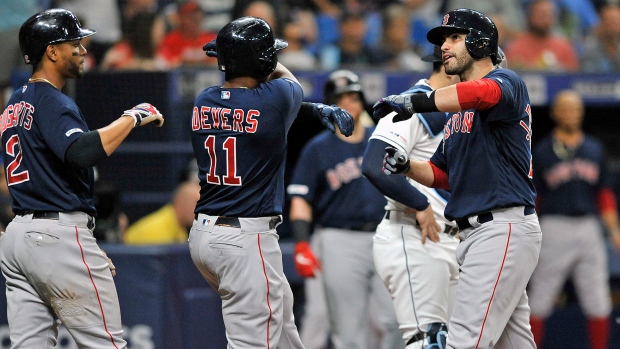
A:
[222,76,262,89]
[554,127,583,147]
[30,71,64,90]
[460,60,495,82]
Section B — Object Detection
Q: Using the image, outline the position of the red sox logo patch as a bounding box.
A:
[442,14,450,26]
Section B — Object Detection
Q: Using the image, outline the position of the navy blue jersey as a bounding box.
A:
[533,134,610,216]
[0,82,96,215]
[192,78,303,217]
[288,127,387,229]
[430,68,536,220]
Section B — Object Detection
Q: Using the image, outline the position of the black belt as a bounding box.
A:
[455,206,535,230]
[347,222,378,232]
[385,211,458,236]
[18,211,95,229]
[194,215,282,230]
[407,332,425,346]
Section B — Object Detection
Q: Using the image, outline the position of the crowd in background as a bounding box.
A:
[3,0,620,91]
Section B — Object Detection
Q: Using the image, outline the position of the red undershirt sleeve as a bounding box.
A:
[455,78,502,110]
[429,160,449,189]
[598,187,618,214]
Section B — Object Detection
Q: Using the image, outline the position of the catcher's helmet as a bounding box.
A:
[323,70,366,106]
[19,9,96,65]
[216,16,287,77]
[427,8,499,64]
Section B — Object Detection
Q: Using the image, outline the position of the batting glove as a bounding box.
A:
[202,39,217,57]
[373,94,415,122]
[313,103,354,137]
[383,146,411,175]
[294,241,321,278]
[123,103,164,128]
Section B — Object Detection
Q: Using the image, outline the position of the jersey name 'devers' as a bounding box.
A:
[191,106,259,133]
[0,102,34,137]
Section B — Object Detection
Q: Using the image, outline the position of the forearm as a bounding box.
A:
[404,160,435,187]
[97,116,135,155]
[601,210,620,238]
[289,197,313,242]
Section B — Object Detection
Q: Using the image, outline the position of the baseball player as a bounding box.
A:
[287,70,402,349]
[0,9,164,348]
[361,46,460,349]
[189,17,354,349]
[374,9,542,348]
[528,90,620,349]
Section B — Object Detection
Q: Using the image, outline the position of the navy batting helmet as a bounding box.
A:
[19,9,96,65]
[216,16,287,77]
[323,70,366,106]
[427,9,499,64]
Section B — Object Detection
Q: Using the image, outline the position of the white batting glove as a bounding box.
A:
[123,103,164,128]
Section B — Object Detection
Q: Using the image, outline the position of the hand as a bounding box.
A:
[101,249,116,277]
[383,146,411,175]
[611,230,620,252]
[415,205,441,244]
[294,241,321,278]
[202,39,217,57]
[123,103,164,128]
[313,103,354,136]
[372,94,414,122]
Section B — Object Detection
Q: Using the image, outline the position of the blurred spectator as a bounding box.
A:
[156,1,217,69]
[100,11,166,71]
[444,0,525,45]
[580,4,620,72]
[124,180,200,245]
[379,4,427,71]
[319,11,388,71]
[240,1,279,34]
[195,0,234,32]
[551,0,600,41]
[92,180,128,243]
[0,1,43,106]
[505,0,579,71]
[53,0,122,65]
[401,0,443,57]
[277,20,318,70]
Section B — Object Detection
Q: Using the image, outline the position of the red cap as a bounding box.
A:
[180,1,201,15]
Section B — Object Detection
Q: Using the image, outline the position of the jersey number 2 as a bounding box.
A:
[204,135,241,186]
[5,134,30,185]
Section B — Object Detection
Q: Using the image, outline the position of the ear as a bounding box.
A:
[45,44,58,63]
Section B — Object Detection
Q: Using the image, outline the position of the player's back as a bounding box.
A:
[191,78,303,217]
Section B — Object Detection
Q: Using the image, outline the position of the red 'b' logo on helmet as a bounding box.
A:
[442,14,450,26]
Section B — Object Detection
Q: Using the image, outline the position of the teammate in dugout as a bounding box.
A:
[361,46,461,349]
[527,90,620,349]
[374,9,542,348]
[288,70,401,349]
[189,17,354,349]
[0,9,164,348]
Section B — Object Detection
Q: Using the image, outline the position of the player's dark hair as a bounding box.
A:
[432,61,443,73]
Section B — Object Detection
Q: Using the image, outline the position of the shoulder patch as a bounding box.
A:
[65,128,84,137]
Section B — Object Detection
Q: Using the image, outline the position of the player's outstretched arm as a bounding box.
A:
[101,103,164,153]
[373,80,500,122]
[296,102,354,136]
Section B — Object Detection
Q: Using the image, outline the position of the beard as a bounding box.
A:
[66,58,84,79]
[444,51,475,76]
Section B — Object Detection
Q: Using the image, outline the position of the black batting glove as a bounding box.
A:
[203,39,217,57]
[313,103,354,137]
[373,94,415,122]
[383,146,411,175]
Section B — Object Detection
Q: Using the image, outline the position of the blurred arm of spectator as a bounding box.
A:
[505,0,579,71]
[580,4,620,72]
[124,181,201,245]
[311,0,341,16]
[156,1,217,69]
[100,11,166,71]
